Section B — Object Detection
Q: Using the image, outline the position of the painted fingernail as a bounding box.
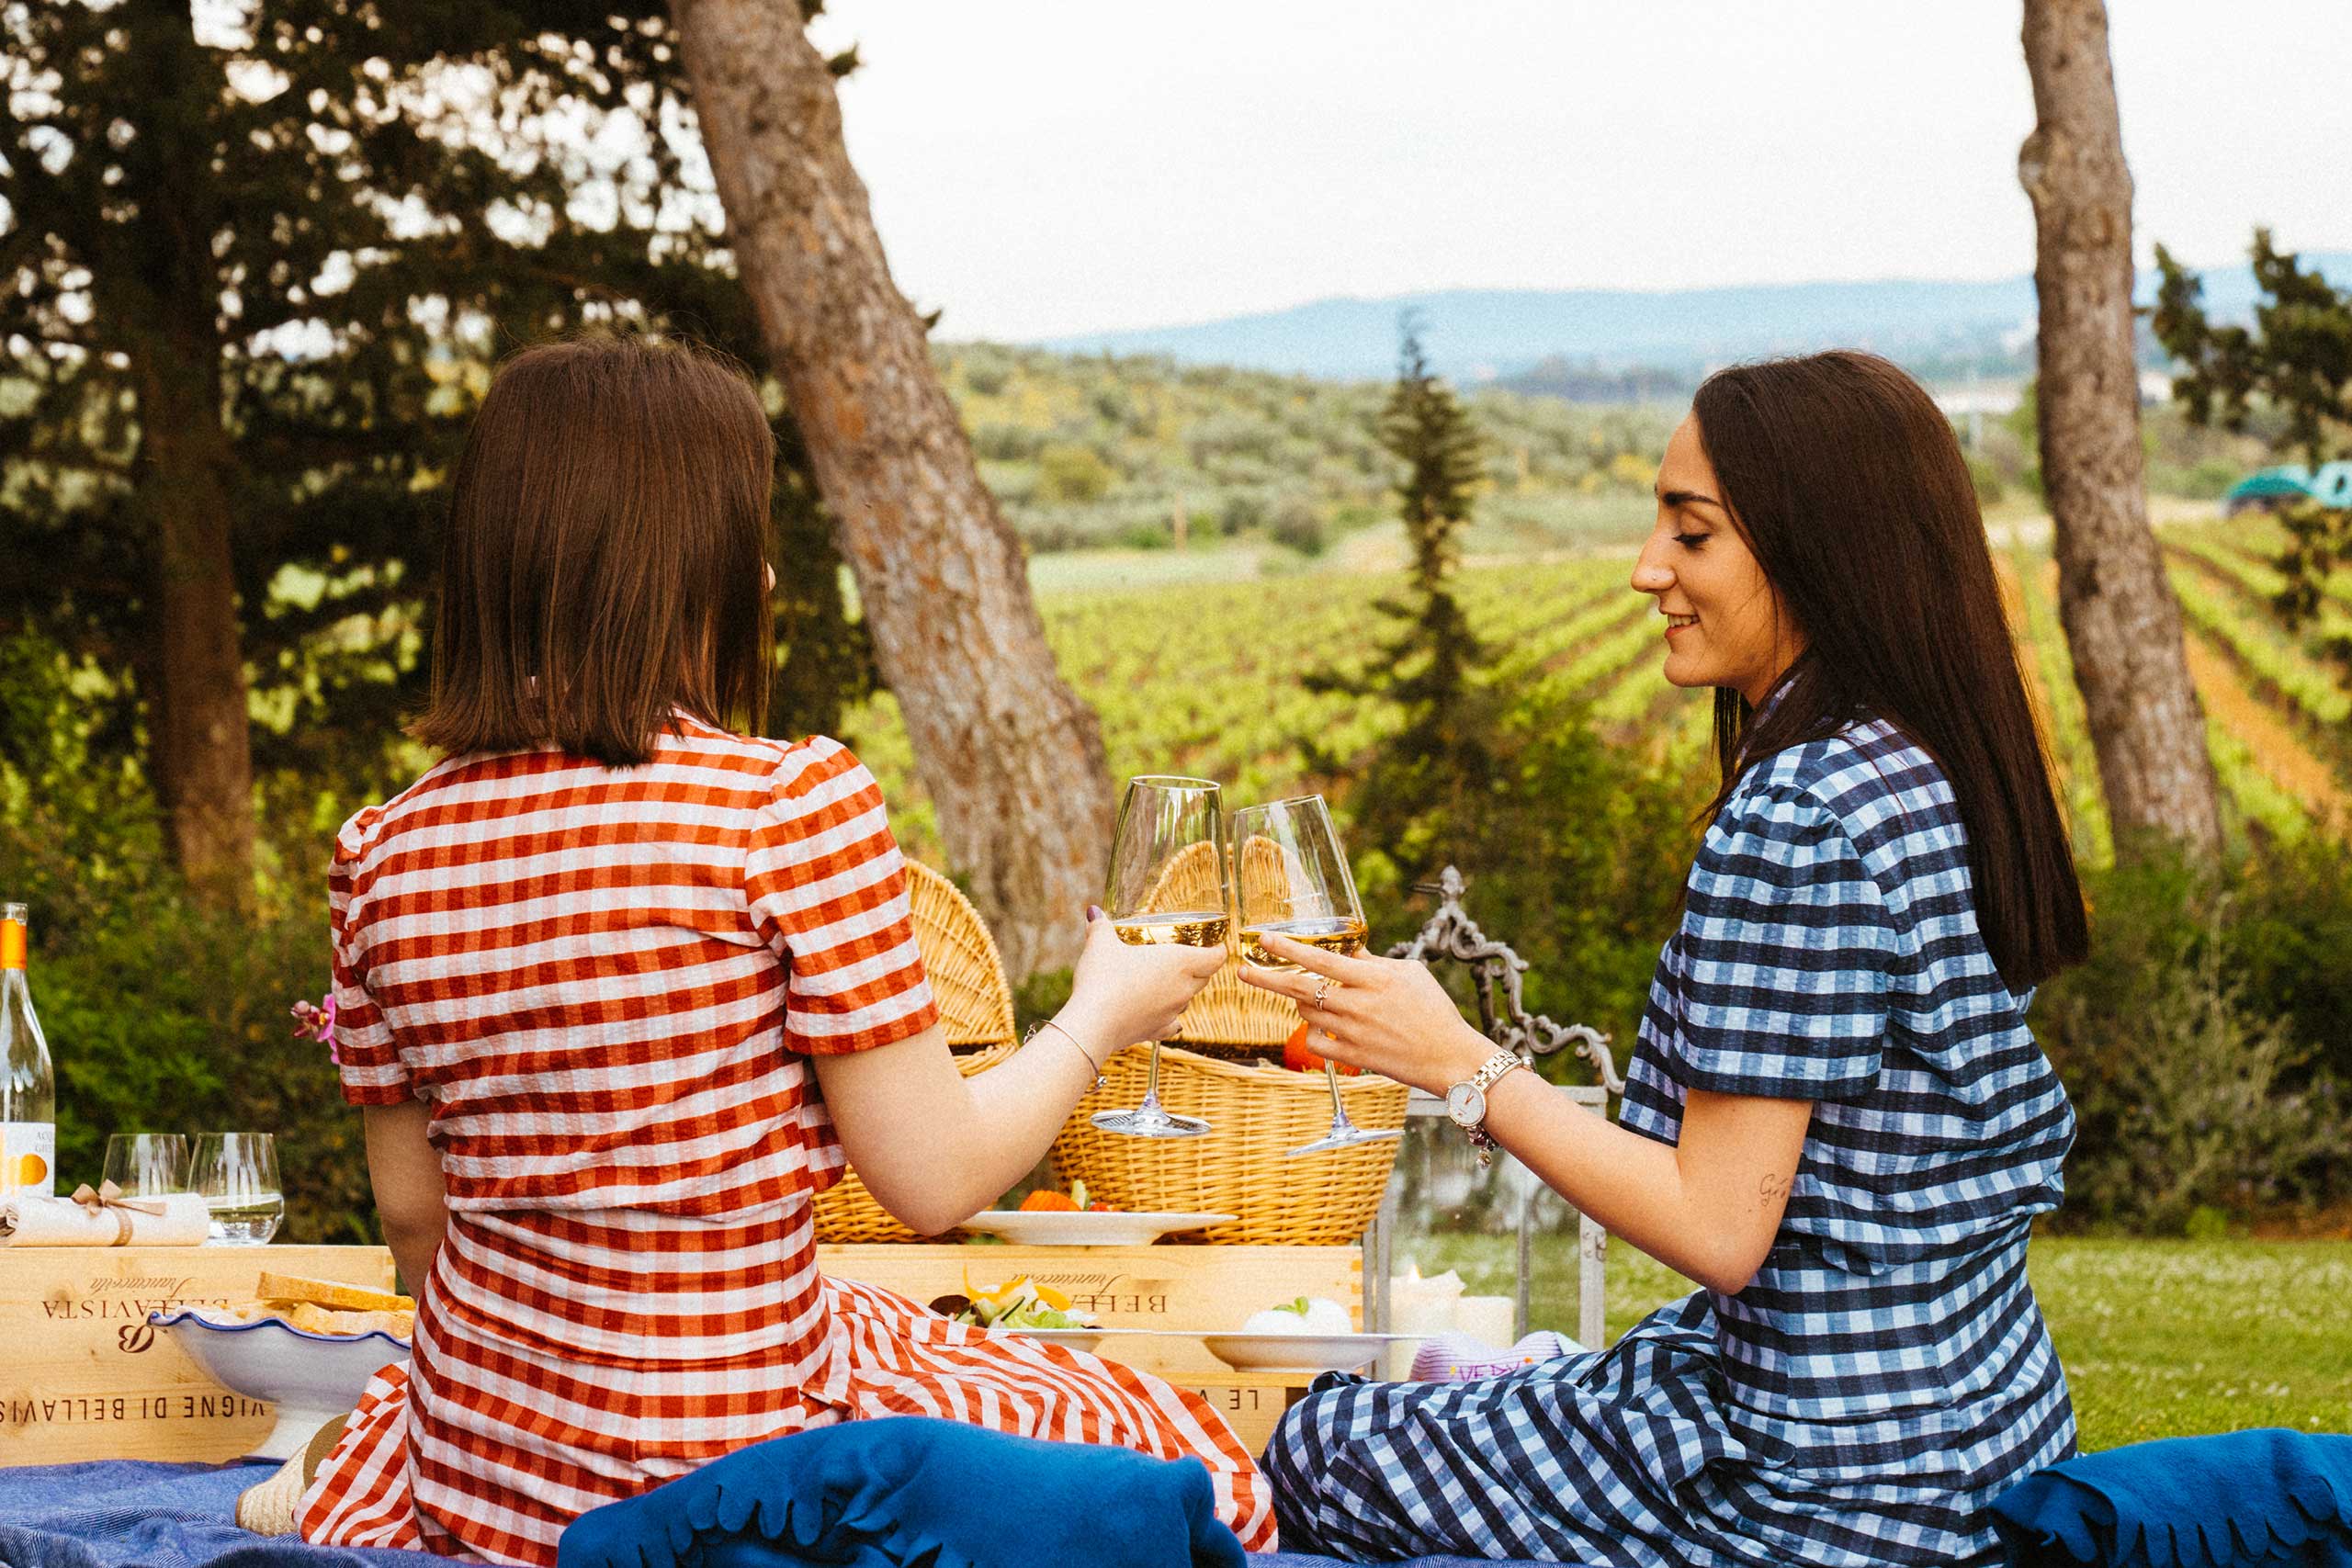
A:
[1086,904,1103,922]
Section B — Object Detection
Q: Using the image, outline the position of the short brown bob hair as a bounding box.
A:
[413,333,775,768]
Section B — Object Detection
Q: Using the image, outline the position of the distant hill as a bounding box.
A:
[1028,253,2352,388]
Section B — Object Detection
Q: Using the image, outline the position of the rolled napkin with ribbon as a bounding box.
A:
[0,1180,211,1247]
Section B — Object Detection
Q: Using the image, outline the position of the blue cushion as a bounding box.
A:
[1991,1430,2352,1568]
[556,1417,1247,1568]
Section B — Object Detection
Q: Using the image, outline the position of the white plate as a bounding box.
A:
[1201,1331,1392,1373]
[984,1325,1105,1353]
[957,1210,1236,1247]
[151,1310,411,1461]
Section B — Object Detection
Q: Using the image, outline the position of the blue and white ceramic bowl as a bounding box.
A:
[150,1308,410,1461]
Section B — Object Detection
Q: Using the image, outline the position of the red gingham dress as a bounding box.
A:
[296,717,1273,1562]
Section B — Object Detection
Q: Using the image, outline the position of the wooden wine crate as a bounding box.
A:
[819,1243,1362,1377]
[1175,1371,1322,1455]
[0,1245,397,1467]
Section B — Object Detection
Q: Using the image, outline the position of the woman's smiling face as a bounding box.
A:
[1630,415,1804,704]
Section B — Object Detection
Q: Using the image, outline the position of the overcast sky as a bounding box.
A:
[800,1,2352,342]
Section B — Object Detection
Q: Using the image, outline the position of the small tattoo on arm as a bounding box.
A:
[1756,1172,1792,1208]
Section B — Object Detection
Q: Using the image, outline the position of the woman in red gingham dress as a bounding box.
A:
[295,337,1272,1562]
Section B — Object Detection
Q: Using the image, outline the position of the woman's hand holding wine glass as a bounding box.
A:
[1238,930,1495,1100]
[1234,795,1442,1155]
[1059,908,1227,1057]
[1088,775,1232,1137]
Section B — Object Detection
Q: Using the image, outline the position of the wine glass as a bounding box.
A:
[1089,775,1229,1139]
[101,1133,190,1197]
[191,1133,283,1246]
[1232,795,1399,1157]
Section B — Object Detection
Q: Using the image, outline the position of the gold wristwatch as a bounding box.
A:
[1445,1048,1527,1168]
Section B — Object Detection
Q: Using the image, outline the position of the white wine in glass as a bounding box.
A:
[1238,914,1367,972]
[1232,795,1399,1157]
[1090,776,1229,1139]
[1114,912,1231,949]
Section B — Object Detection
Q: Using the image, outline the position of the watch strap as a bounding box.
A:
[1453,1049,1527,1168]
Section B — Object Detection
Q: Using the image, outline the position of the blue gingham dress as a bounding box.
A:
[1263,718,2079,1565]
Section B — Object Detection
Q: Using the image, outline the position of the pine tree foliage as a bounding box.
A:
[1306,317,1497,868]
[0,0,871,883]
[2152,231,2352,688]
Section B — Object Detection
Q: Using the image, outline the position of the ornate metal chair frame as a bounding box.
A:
[1365,867,1623,1351]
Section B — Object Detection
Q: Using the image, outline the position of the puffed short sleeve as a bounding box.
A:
[744,739,940,1055]
[328,807,413,1107]
[1658,789,1894,1100]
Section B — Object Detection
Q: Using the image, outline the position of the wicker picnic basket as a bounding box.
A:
[1050,838,1408,1246]
[811,861,1018,1244]
[1051,1043,1408,1246]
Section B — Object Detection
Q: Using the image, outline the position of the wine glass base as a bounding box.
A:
[1286,1126,1403,1157]
[1090,1107,1212,1138]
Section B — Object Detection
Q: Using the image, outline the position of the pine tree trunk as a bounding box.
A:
[136,332,256,908]
[668,0,1113,976]
[116,6,255,908]
[2018,0,2222,862]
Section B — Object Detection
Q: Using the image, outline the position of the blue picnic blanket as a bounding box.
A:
[0,1461,426,1568]
[1991,1429,2352,1567]
[556,1417,1243,1568]
[0,1458,1535,1568]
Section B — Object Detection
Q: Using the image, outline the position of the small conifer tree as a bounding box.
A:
[2152,231,2352,689]
[1306,316,1495,866]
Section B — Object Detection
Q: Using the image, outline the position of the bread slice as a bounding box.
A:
[254,1270,414,1314]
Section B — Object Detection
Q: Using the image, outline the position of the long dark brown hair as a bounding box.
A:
[1690,350,2087,990]
[413,333,775,768]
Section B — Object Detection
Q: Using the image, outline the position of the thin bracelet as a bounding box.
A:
[1025,1017,1107,1089]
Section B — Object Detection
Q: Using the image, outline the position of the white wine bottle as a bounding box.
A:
[0,902,56,1201]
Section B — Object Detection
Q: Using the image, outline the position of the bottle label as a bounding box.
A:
[0,1122,56,1199]
[0,920,22,971]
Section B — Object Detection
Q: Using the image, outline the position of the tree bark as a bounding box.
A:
[2018,0,2223,862]
[116,2,255,908]
[136,334,256,908]
[668,0,1113,976]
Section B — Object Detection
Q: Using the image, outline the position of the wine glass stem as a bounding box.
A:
[1324,1061,1351,1129]
[1140,1041,1165,1110]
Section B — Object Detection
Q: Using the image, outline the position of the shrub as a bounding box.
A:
[2039,913,2345,1232]
[972,422,1044,462]
[1268,499,1328,558]
[1218,493,1267,536]
[2033,843,2352,1231]
[1035,443,1115,504]
[30,887,376,1245]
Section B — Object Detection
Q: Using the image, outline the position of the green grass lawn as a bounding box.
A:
[1399,1234,2352,1448]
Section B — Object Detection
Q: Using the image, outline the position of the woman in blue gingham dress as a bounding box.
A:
[1243,352,2091,1565]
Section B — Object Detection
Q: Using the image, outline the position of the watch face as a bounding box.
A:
[1446,1082,1484,1127]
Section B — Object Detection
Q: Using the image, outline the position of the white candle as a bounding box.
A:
[1385,1262,1464,1378]
[1453,1294,1517,1348]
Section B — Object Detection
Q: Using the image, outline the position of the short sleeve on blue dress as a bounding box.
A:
[1664,787,1896,1100]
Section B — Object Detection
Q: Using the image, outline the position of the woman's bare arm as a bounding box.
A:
[1241,931,1811,1294]
[811,916,1223,1235]
[1476,1076,1809,1292]
[363,1100,448,1296]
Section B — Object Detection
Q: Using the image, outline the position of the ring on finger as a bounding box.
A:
[1311,976,1338,1012]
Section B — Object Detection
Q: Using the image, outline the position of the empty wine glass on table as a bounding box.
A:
[1090,775,1230,1139]
[1232,795,1398,1157]
[191,1132,283,1246]
[101,1132,190,1198]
